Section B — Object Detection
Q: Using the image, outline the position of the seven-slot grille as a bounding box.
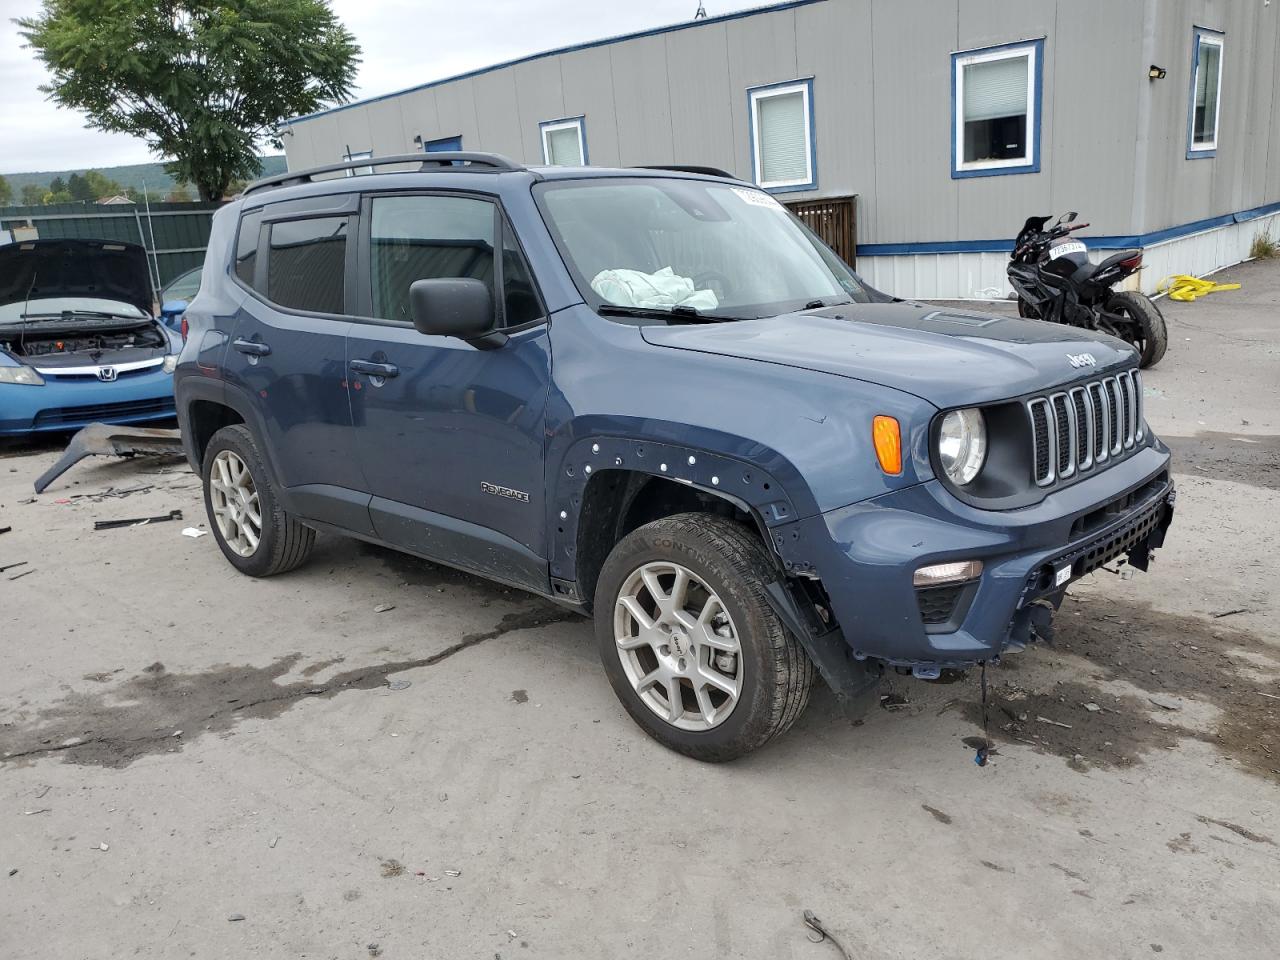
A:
[1026,370,1143,487]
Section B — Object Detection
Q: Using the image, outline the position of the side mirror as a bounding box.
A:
[1064,211,1078,223]
[409,278,506,349]
[160,300,188,328]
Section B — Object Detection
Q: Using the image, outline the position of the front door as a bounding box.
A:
[222,200,371,534]
[347,192,551,589]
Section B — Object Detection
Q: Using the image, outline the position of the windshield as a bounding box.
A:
[0,297,150,323]
[535,178,870,320]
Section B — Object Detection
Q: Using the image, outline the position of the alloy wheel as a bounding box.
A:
[209,449,262,557]
[613,560,743,731]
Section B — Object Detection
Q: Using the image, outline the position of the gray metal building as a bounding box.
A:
[280,0,1280,299]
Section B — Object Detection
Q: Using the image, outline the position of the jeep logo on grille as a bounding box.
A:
[96,366,118,382]
[1066,352,1097,369]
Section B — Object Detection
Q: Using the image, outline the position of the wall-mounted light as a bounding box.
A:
[412,134,423,151]
[1148,64,1167,80]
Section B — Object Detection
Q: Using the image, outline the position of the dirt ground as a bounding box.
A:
[2,258,1278,959]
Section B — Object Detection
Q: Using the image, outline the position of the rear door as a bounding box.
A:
[346,191,552,589]
[222,193,371,533]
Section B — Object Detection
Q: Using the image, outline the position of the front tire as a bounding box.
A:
[1106,291,1168,368]
[594,514,815,762]
[202,424,315,577]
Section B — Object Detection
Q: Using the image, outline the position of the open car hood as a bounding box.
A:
[0,239,153,317]
[639,302,1138,408]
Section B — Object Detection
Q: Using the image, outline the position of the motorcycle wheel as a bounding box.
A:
[1105,291,1168,369]
[1017,297,1040,319]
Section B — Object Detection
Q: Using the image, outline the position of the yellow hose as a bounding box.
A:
[1157,274,1241,302]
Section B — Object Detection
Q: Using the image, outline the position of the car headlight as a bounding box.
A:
[0,365,44,386]
[938,408,987,485]
[163,355,178,374]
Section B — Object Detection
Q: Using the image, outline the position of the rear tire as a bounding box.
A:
[594,513,815,762]
[202,424,315,577]
[1107,291,1168,368]
[1017,297,1040,319]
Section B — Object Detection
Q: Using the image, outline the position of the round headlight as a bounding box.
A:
[938,408,987,485]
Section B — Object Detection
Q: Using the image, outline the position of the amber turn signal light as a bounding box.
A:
[872,415,902,475]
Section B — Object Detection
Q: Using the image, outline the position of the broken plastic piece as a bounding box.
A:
[34,423,185,494]
[94,510,183,530]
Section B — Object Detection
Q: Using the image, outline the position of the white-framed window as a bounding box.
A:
[1187,28,1224,157]
[540,117,587,166]
[748,79,816,192]
[952,39,1043,178]
[343,149,373,177]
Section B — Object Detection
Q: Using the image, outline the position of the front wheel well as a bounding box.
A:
[573,471,774,612]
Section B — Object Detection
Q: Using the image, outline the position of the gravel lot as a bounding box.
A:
[2,259,1278,959]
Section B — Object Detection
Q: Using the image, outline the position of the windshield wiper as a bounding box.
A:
[596,303,737,323]
[800,298,856,311]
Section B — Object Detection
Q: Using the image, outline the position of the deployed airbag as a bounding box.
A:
[591,267,719,311]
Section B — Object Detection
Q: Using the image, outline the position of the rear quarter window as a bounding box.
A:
[234,208,263,287]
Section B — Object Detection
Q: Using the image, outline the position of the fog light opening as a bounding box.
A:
[913,559,984,588]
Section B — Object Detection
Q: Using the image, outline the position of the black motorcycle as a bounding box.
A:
[1008,212,1167,368]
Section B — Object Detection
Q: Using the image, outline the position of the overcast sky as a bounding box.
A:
[0,0,746,175]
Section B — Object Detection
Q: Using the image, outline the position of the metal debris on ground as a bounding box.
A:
[0,561,28,573]
[801,910,854,959]
[227,913,245,922]
[0,526,11,535]
[8,569,34,581]
[373,603,395,613]
[1036,716,1074,729]
[93,510,183,530]
[1211,608,1250,619]
[878,691,909,711]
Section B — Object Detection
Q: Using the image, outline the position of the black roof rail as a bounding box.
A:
[633,164,740,180]
[243,152,527,196]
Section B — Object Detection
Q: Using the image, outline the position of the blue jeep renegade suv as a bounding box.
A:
[175,153,1174,761]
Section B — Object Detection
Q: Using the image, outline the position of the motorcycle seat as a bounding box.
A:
[1072,249,1140,283]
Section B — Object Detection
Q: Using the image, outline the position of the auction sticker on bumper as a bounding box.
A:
[1055,563,1072,587]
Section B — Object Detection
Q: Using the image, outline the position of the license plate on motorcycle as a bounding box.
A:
[1048,240,1087,260]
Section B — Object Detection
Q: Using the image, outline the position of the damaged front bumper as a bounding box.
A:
[793,443,1174,671]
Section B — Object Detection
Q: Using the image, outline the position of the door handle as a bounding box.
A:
[349,359,399,378]
[233,338,271,357]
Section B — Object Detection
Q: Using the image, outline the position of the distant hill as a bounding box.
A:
[1,156,288,195]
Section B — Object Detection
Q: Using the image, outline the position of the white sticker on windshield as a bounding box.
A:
[1048,240,1087,260]
[732,187,786,211]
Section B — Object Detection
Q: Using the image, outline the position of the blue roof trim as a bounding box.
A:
[858,201,1280,256]
[283,0,828,126]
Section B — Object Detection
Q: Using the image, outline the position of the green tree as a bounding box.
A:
[84,169,125,199]
[21,183,45,205]
[0,175,11,206]
[18,1,359,202]
[67,171,95,201]
[49,175,67,195]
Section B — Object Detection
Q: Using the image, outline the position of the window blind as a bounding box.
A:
[963,55,1029,122]
[757,91,808,184]
[546,126,583,166]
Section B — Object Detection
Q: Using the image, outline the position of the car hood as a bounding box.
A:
[639,303,1138,408]
[0,239,153,317]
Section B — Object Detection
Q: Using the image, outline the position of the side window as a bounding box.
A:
[234,208,262,287]
[952,39,1043,177]
[502,226,542,327]
[266,216,349,314]
[1188,29,1224,156]
[369,195,495,323]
